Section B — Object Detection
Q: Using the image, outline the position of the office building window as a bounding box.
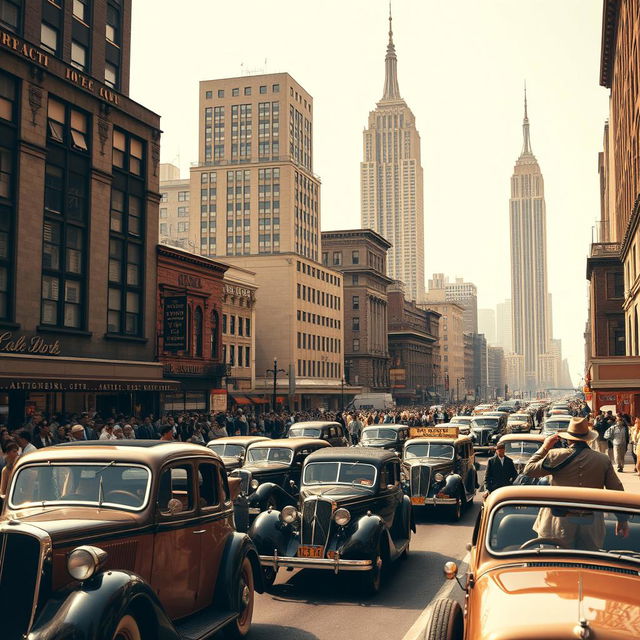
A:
[352,274,359,285]
[352,250,360,264]
[244,87,251,96]
[229,344,235,366]
[332,251,342,266]
[71,41,87,71]
[159,208,167,218]
[72,0,89,22]
[353,339,360,352]
[40,22,58,55]
[245,317,251,336]
[177,221,188,232]
[205,90,212,99]
[0,0,21,32]
[217,89,224,98]
[352,317,360,331]
[232,88,239,97]
[272,84,279,93]
[177,206,188,217]
[105,62,118,89]
[106,1,120,44]
[108,129,145,336]
[178,191,189,201]
[230,315,235,335]
[352,295,359,310]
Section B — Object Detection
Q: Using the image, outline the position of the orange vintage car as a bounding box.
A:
[426,485,640,639]
[1,440,263,640]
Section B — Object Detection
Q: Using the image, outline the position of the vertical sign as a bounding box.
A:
[210,389,228,412]
[163,296,187,351]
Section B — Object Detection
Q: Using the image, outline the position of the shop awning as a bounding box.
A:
[230,395,252,405]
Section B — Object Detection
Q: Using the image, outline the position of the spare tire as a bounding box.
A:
[424,598,463,640]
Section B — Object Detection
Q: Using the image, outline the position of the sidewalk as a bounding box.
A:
[618,451,640,492]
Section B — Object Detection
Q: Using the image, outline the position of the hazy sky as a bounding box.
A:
[130,0,609,385]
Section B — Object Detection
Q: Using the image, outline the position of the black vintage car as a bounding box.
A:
[469,415,507,454]
[249,448,414,595]
[229,438,330,531]
[359,424,411,453]
[207,435,270,471]
[401,435,477,521]
[286,421,349,447]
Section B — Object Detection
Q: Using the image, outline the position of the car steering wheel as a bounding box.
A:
[519,536,569,550]
[104,489,140,505]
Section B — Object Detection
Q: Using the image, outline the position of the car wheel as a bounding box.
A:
[262,565,278,590]
[449,495,463,522]
[112,615,141,640]
[223,557,255,639]
[362,542,386,596]
[424,598,463,640]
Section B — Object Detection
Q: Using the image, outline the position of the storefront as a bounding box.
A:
[588,357,640,416]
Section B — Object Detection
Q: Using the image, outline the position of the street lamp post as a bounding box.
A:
[266,357,285,412]
[342,359,352,412]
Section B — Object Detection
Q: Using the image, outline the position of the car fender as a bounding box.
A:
[339,513,386,560]
[214,531,265,607]
[248,482,297,511]
[29,570,178,640]
[444,474,464,497]
[402,494,416,533]
[247,508,291,558]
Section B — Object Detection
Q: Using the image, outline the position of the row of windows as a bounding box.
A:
[296,283,341,310]
[223,343,251,368]
[296,309,341,330]
[296,332,341,354]
[296,359,340,379]
[222,313,251,337]
[159,222,189,235]
[204,84,280,100]
[295,260,340,287]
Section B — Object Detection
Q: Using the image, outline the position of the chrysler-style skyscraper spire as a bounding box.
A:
[521,82,533,156]
[382,5,401,101]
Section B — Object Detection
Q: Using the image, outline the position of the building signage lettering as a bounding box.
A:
[178,274,203,289]
[224,283,254,299]
[0,331,61,356]
[0,29,119,106]
[164,363,208,376]
[4,381,176,392]
[163,295,188,351]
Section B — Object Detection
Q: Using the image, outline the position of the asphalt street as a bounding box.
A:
[240,460,488,640]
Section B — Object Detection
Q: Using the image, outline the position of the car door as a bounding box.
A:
[151,462,201,620]
[195,459,234,611]
[376,461,402,528]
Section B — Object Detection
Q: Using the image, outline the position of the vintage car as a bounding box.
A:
[469,414,507,454]
[229,437,330,531]
[286,420,349,447]
[541,414,572,437]
[1,440,263,640]
[359,424,411,453]
[505,412,533,433]
[401,433,477,521]
[249,447,414,595]
[207,435,270,471]
[425,485,640,639]
[497,433,546,474]
[471,404,494,416]
[449,416,474,435]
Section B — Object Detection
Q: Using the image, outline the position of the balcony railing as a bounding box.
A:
[589,242,621,258]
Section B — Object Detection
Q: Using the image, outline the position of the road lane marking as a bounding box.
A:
[401,551,470,640]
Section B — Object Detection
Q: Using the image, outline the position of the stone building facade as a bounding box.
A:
[158,163,196,251]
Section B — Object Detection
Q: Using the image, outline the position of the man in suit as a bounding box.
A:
[484,442,518,495]
[523,416,627,550]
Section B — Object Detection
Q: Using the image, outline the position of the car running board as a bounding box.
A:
[175,608,238,640]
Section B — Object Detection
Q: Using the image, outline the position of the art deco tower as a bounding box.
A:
[509,90,551,390]
[361,12,425,302]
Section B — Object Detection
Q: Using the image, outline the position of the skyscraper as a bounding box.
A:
[509,89,551,390]
[361,11,425,302]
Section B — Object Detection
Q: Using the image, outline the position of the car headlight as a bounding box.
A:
[67,545,107,581]
[334,508,351,526]
[280,505,299,524]
[250,479,260,490]
[434,472,445,482]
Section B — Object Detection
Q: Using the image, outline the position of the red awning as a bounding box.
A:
[230,395,251,405]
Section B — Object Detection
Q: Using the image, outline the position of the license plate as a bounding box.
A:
[411,496,426,505]
[298,545,324,558]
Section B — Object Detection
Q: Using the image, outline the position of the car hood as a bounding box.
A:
[471,564,640,639]
[221,456,242,470]
[299,485,374,503]
[360,439,396,448]
[2,506,143,544]
[240,462,290,475]
[403,457,452,471]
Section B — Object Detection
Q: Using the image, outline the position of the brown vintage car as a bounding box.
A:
[1,440,263,640]
[425,485,640,639]
[207,435,270,471]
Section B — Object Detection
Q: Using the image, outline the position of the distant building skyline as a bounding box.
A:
[361,11,425,302]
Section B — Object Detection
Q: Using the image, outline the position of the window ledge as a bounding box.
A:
[37,325,92,337]
[104,333,148,344]
[0,320,20,330]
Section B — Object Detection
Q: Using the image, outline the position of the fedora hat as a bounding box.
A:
[557,416,598,442]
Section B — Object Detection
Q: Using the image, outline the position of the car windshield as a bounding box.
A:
[451,417,472,424]
[208,443,245,458]
[9,463,151,511]
[544,420,569,433]
[487,501,640,563]
[246,447,293,465]
[405,443,454,460]
[503,441,540,456]
[508,415,528,423]
[362,428,397,440]
[288,427,321,438]
[472,418,498,428]
[303,461,377,487]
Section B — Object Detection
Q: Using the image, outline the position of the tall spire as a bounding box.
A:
[522,82,532,155]
[382,3,401,101]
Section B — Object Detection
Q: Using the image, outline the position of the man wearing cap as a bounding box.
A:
[70,424,87,441]
[523,416,627,549]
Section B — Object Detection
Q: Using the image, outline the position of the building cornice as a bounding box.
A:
[600,0,620,88]
[321,228,393,250]
[157,244,228,275]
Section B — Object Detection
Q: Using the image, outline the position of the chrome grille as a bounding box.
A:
[0,531,42,637]
[410,465,431,497]
[300,498,333,547]
[474,430,489,445]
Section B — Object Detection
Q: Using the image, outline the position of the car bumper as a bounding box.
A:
[259,551,373,573]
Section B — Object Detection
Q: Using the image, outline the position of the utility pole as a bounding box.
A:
[266,357,286,412]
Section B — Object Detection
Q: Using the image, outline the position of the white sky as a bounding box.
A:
[130,0,609,386]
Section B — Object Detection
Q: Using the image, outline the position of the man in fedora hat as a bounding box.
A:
[523,416,627,549]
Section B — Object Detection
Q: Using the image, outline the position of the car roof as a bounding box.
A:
[498,433,545,443]
[247,438,330,450]
[304,447,398,465]
[545,415,572,421]
[21,440,219,467]
[206,436,269,447]
[288,421,340,428]
[405,436,473,446]
[362,424,404,431]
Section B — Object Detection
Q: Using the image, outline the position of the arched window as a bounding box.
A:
[211,310,219,359]
[194,306,203,357]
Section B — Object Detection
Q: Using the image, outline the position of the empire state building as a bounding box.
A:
[509,91,552,390]
[361,12,425,302]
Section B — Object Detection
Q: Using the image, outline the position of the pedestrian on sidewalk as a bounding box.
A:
[593,411,610,455]
[630,416,640,466]
[604,417,629,472]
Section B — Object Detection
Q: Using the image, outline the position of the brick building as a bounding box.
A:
[0,1,169,425]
